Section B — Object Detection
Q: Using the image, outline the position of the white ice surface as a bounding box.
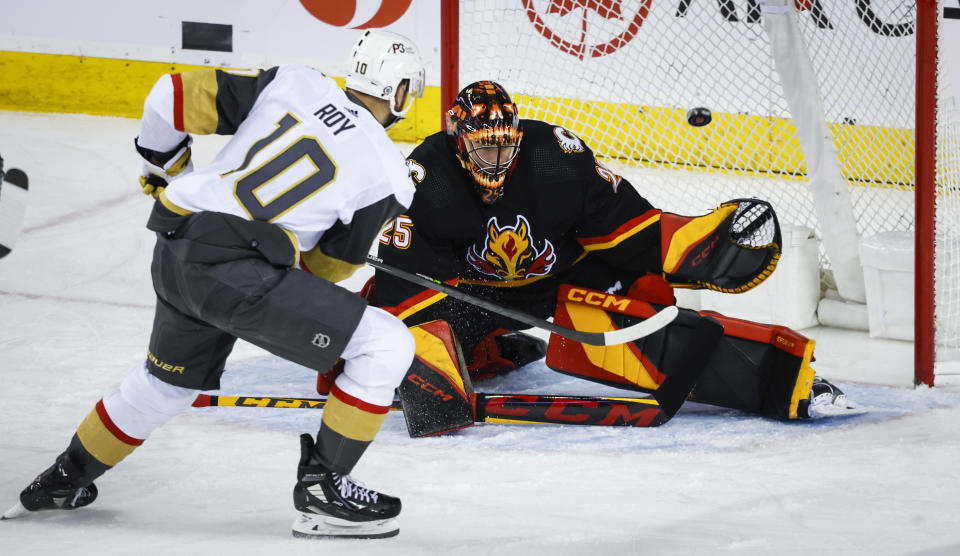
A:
[2,111,960,555]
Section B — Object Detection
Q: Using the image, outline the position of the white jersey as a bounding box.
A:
[138,64,414,258]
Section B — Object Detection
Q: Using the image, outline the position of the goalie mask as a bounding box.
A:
[345,29,425,130]
[446,81,523,204]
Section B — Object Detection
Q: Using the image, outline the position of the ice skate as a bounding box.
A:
[291,434,400,539]
[801,376,865,418]
[3,453,98,519]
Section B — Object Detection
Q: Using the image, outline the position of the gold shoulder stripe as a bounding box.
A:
[179,70,220,135]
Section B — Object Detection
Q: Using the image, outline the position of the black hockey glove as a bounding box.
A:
[661,198,781,293]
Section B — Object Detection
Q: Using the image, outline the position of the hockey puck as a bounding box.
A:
[686,107,712,127]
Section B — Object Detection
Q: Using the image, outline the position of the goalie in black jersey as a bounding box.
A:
[364,81,858,424]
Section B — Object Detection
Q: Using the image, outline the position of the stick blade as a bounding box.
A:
[2,502,29,520]
[0,168,29,259]
[3,168,29,190]
[602,305,679,345]
[652,316,726,420]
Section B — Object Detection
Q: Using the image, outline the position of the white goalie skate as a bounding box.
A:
[804,376,866,418]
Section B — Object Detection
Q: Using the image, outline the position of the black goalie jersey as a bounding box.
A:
[375,119,664,325]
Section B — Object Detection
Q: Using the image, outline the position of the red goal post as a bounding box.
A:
[440,0,959,386]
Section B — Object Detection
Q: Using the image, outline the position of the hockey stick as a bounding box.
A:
[365,255,678,346]
[0,168,29,259]
[192,392,673,427]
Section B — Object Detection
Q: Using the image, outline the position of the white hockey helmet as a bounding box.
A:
[345,29,425,128]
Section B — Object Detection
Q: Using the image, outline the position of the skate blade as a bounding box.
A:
[291,512,399,539]
[2,502,29,520]
[809,396,868,418]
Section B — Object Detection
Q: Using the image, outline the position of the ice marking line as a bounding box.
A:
[21,193,142,234]
[0,290,153,310]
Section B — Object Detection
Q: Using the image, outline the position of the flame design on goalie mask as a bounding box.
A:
[446,81,523,204]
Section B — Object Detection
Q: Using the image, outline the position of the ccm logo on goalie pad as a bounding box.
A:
[405,374,454,402]
[565,287,631,311]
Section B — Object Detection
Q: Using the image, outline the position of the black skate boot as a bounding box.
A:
[291,434,401,539]
[3,452,98,519]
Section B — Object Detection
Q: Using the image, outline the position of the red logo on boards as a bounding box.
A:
[522,0,652,59]
[300,0,412,29]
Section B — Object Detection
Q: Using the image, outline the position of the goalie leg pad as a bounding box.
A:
[546,285,724,419]
[396,320,475,437]
[694,311,816,420]
[546,286,815,420]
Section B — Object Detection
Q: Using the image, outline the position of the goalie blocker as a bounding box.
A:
[547,285,816,420]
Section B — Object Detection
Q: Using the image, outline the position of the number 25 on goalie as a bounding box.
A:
[379,215,413,249]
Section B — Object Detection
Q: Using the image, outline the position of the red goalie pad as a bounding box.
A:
[546,285,816,420]
[547,285,724,420]
[546,285,675,391]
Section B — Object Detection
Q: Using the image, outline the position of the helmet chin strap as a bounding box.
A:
[382,114,402,130]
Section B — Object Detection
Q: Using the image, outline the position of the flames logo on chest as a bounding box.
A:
[467,215,556,280]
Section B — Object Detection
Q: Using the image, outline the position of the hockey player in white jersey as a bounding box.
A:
[4,29,424,539]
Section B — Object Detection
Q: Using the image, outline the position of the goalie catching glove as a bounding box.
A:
[660,198,781,293]
[135,135,193,199]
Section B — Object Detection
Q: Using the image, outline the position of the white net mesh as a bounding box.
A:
[935,4,960,367]
[458,0,960,376]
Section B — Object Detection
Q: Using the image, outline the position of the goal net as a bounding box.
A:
[447,0,960,385]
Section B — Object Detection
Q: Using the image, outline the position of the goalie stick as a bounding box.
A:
[366,255,679,346]
[193,392,676,427]
[191,316,721,433]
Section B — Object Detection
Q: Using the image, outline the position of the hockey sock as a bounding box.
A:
[313,385,389,473]
[72,399,144,481]
[71,363,198,477]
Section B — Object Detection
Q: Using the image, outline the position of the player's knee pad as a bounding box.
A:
[75,362,196,470]
[102,361,199,439]
[337,305,416,406]
[660,198,781,293]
